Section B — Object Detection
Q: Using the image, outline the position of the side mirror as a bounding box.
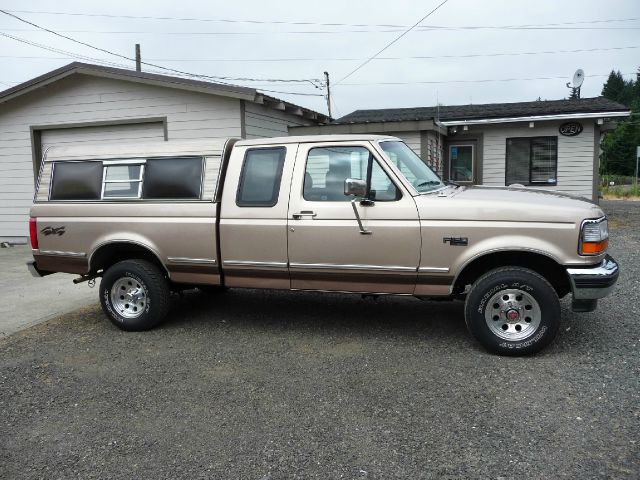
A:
[344,178,367,197]
[343,178,372,235]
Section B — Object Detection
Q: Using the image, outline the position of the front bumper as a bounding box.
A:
[566,254,619,301]
[26,260,53,278]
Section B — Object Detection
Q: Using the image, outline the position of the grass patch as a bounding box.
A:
[601,183,640,200]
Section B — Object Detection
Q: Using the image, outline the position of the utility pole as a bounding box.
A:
[135,44,141,72]
[633,145,640,190]
[324,71,332,119]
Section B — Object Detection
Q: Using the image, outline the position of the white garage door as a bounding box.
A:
[40,122,165,150]
[0,122,166,243]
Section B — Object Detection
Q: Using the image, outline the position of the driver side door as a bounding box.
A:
[287,141,421,294]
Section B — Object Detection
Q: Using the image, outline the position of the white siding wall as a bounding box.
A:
[0,75,243,240]
[244,102,311,139]
[481,121,595,199]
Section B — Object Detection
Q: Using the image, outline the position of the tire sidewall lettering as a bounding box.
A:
[466,268,560,355]
[104,270,151,323]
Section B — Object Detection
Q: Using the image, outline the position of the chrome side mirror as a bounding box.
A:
[343,178,372,235]
[344,178,367,197]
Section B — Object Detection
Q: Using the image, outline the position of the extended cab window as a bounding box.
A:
[236,147,286,207]
[303,146,399,202]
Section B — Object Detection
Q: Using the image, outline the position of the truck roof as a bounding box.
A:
[43,138,230,162]
[42,134,400,162]
[236,134,399,146]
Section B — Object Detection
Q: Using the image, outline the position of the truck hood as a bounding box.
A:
[417,185,604,223]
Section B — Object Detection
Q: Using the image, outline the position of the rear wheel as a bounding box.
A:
[464,267,560,355]
[100,259,170,331]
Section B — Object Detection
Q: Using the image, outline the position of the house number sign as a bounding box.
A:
[559,122,583,136]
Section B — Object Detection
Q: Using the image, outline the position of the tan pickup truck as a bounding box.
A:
[27,135,618,355]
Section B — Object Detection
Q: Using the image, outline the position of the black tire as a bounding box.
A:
[464,267,560,356]
[100,259,170,331]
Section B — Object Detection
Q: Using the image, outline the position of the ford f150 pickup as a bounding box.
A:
[27,135,619,355]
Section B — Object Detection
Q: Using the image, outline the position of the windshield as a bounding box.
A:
[378,140,444,193]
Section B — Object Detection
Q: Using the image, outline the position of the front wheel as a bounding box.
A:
[100,259,170,331]
[464,267,560,356]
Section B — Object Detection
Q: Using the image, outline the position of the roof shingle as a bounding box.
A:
[335,97,629,124]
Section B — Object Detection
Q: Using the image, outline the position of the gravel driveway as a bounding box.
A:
[1,201,638,479]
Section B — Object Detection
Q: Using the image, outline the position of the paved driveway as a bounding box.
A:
[0,245,96,338]
[0,201,638,479]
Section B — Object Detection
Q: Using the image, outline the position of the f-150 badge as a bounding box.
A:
[443,236,468,246]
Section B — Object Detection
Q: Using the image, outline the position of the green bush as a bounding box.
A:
[601,174,636,187]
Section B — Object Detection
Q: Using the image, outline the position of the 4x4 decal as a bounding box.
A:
[40,226,66,236]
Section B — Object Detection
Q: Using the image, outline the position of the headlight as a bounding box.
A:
[579,217,608,255]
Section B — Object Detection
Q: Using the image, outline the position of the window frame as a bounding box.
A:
[236,146,287,208]
[505,136,558,187]
[448,143,475,184]
[302,145,402,203]
[101,159,146,200]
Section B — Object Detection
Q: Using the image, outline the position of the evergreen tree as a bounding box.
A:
[600,68,640,177]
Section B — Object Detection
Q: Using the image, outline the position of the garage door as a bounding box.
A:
[0,122,166,243]
[40,122,165,151]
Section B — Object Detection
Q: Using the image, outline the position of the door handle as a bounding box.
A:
[292,211,317,219]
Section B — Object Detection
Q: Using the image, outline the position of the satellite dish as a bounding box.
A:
[572,69,585,88]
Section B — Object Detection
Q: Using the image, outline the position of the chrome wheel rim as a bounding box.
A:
[110,277,146,319]
[484,288,541,341]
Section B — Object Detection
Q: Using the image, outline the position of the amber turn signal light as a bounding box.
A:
[580,239,608,255]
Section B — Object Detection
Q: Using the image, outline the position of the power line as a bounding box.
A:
[337,72,637,86]
[2,25,640,35]
[0,32,324,97]
[336,0,450,85]
[3,9,639,29]
[0,32,133,69]
[0,10,322,86]
[1,45,637,63]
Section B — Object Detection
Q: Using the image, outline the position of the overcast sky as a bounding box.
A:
[0,0,638,118]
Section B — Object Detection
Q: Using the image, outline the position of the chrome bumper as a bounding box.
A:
[566,255,619,301]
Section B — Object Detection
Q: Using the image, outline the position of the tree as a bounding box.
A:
[600,68,640,177]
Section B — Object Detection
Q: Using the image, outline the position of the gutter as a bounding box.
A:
[439,111,631,126]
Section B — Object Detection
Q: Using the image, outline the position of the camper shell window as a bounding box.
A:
[50,161,103,201]
[48,156,207,201]
[142,157,203,200]
[102,161,145,199]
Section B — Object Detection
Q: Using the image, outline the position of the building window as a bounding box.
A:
[236,147,286,207]
[506,137,558,186]
[449,145,474,182]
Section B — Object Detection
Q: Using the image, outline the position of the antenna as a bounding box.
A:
[566,69,584,99]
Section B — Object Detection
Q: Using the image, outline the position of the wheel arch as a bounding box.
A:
[89,241,169,278]
[453,249,571,298]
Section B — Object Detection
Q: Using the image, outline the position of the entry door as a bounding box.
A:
[448,143,476,184]
[287,142,421,294]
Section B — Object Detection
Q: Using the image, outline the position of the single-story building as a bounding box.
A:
[290,97,630,201]
[0,62,329,243]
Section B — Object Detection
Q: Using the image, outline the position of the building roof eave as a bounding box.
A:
[439,110,631,126]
